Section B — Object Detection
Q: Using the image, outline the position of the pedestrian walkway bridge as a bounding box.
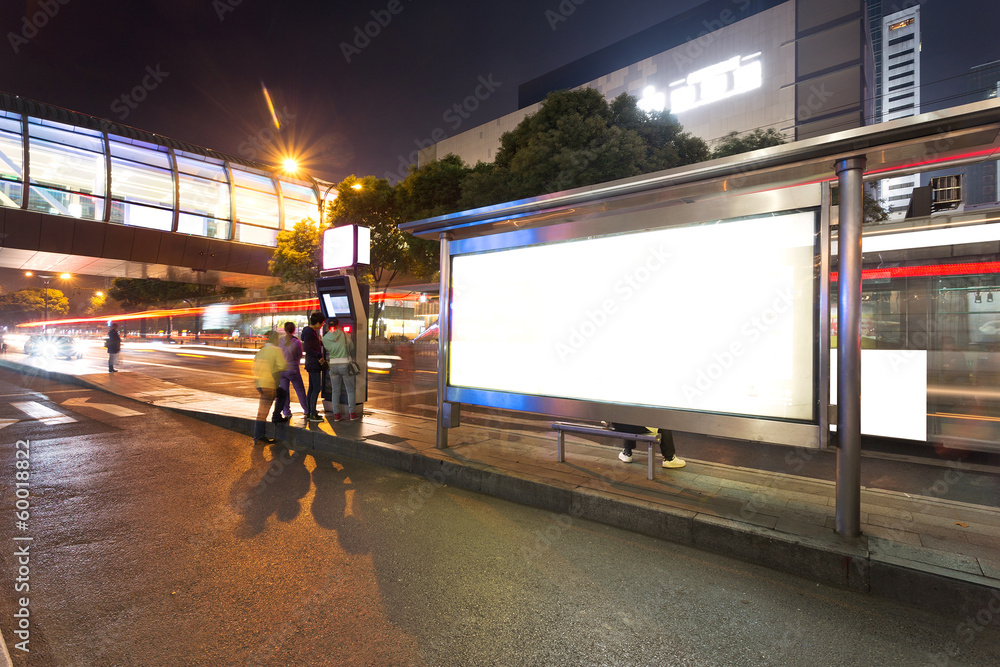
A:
[0,92,327,289]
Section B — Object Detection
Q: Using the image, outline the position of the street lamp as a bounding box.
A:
[24,272,71,331]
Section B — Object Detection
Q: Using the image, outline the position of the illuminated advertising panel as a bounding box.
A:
[449,211,816,421]
[322,225,370,270]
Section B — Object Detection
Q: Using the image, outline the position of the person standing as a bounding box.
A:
[322,317,358,421]
[278,321,309,420]
[301,311,327,422]
[106,323,121,372]
[252,330,287,445]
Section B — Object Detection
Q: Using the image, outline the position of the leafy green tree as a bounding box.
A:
[329,175,438,338]
[269,218,322,296]
[395,154,470,222]
[0,288,69,324]
[457,89,709,209]
[710,128,787,159]
[108,278,245,310]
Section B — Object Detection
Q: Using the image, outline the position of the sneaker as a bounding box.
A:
[307,413,323,422]
[349,412,360,421]
[333,413,342,422]
[662,456,687,469]
[618,450,633,463]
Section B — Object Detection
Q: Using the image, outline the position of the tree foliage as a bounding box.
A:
[456,89,708,209]
[268,218,323,295]
[710,128,787,159]
[395,154,469,221]
[0,288,69,324]
[107,278,245,310]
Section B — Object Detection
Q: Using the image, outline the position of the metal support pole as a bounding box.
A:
[436,232,453,449]
[835,156,866,538]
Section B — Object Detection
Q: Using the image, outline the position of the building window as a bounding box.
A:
[888,103,915,113]
[0,111,23,209]
[888,49,915,60]
[888,93,913,103]
[888,83,912,92]
[887,34,914,47]
[176,154,231,241]
[26,118,105,220]
[108,136,174,231]
[888,72,912,82]
[888,17,915,30]
[888,60,914,71]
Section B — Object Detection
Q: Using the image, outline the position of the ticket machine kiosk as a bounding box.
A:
[316,274,369,413]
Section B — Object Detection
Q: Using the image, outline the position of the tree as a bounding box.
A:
[710,128,787,159]
[329,175,438,338]
[0,288,69,325]
[395,154,470,222]
[457,89,709,209]
[107,278,244,310]
[269,218,322,296]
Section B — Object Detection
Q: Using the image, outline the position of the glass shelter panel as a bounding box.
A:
[449,210,817,421]
[829,204,1000,453]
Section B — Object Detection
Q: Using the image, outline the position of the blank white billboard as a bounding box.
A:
[449,211,817,421]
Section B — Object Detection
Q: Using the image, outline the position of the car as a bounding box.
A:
[24,334,85,360]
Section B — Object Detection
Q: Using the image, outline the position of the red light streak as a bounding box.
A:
[831,261,1000,282]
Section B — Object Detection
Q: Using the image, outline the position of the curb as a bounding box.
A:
[4,359,999,623]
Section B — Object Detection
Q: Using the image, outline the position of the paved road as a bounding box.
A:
[1,369,998,666]
[14,343,1000,508]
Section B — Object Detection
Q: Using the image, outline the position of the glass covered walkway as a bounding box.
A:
[0,93,322,249]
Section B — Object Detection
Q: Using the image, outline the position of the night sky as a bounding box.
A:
[2,0,998,186]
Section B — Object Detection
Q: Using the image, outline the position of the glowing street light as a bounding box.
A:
[25,271,70,331]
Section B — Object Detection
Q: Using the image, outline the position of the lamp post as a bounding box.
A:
[25,271,70,332]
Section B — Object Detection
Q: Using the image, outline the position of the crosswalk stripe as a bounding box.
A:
[11,402,77,425]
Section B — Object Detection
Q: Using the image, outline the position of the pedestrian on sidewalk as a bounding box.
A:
[612,423,686,469]
[278,321,309,420]
[105,323,121,373]
[301,311,327,422]
[252,330,287,445]
[322,317,358,422]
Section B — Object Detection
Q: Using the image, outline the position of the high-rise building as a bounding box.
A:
[880,6,921,218]
[965,60,1000,208]
[413,0,875,179]
[866,0,883,122]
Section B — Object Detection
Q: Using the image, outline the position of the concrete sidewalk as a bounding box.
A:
[3,355,999,624]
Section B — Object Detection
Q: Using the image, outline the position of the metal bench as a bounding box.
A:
[551,421,661,480]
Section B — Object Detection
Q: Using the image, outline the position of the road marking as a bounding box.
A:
[62,397,144,418]
[12,401,77,425]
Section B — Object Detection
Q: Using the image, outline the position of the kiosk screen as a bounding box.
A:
[322,294,352,317]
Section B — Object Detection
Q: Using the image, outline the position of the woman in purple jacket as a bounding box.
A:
[278,321,310,420]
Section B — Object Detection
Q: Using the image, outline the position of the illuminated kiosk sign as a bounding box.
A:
[639,53,763,114]
[449,210,816,422]
[322,225,371,270]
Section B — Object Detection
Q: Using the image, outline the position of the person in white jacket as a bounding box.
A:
[252,330,287,444]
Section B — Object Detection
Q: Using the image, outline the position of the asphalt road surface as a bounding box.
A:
[1,369,998,666]
[13,341,1000,508]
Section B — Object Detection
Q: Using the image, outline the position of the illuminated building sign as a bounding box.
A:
[888,17,914,30]
[641,53,762,115]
